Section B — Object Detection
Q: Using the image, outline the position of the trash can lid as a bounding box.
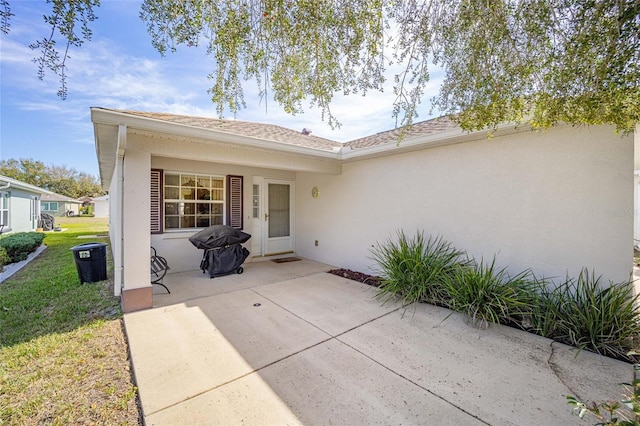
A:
[70,242,108,251]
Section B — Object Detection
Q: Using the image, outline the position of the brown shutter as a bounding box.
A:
[150,169,163,234]
[226,175,243,229]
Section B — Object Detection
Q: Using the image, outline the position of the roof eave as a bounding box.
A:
[339,122,533,162]
[91,108,340,160]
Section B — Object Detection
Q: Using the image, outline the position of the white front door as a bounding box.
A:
[264,179,294,255]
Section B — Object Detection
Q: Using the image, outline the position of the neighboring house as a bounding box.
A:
[0,175,45,233]
[92,194,109,218]
[91,107,638,312]
[40,192,82,217]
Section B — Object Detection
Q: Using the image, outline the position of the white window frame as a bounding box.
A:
[0,191,9,228]
[163,171,226,231]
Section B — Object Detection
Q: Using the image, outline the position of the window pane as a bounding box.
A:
[212,216,223,225]
[269,184,290,238]
[165,187,179,199]
[181,216,195,228]
[165,174,179,186]
[165,216,179,228]
[181,188,196,200]
[252,184,259,218]
[165,202,179,215]
[197,188,211,200]
[211,189,223,201]
[196,216,210,228]
[197,177,210,187]
[212,178,223,189]
[183,203,196,215]
[197,203,210,214]
[181,175,196,186]
[212,203,223,215]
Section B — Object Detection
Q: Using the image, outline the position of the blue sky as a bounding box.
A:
[1,0,441,177]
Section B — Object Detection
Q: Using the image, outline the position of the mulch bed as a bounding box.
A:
[328,268,383,287]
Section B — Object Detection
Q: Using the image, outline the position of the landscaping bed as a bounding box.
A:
[328,268,382,287]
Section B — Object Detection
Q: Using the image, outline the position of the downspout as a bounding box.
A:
[113,124,127,297]
[0,182,10,190]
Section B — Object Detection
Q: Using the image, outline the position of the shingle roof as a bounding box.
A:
[41,192,81,203]
[344,117,460,150]
[107,109,343,152]
[101,109,463,153]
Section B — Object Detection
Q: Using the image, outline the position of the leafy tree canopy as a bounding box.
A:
[2,0,639,133]
[0,159,105,198]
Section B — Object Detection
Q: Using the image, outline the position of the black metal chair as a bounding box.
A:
[150,247,170,293]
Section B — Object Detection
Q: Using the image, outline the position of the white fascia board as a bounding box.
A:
[0,175,56,195]
[91,108,338,160]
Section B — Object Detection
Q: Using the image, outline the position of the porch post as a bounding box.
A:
[120,141,153,312]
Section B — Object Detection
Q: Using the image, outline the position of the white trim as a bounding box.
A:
[0,175,56,196]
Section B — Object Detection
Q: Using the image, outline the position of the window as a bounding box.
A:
[42,202,58,211]
[252,184,260,218]
[164,172,225,230]
[150,170,243,233]
[0,192,9,227]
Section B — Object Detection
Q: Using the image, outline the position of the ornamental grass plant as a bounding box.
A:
[549,269,640,361]
[443,257,537,329]
[371,229,640,362]
[370,231,466,306]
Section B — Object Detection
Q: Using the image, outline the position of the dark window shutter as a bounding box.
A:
[226,175,243,229]
[150,169,163,234]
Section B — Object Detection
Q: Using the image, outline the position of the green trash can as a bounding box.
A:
[70,242,107,283]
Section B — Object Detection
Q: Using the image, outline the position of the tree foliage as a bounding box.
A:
[0,158,104,198]
[2,0,639,133]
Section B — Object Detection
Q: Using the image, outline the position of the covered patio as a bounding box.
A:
[125,259,631,425]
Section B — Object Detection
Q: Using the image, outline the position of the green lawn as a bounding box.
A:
[0,217,140,424]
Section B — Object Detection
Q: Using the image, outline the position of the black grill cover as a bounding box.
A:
[189,225,251,250]
[200,244,250,278]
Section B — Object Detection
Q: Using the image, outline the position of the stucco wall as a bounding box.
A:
[93,197,109,218]
[295,125,634,285]
[150,156,295,272]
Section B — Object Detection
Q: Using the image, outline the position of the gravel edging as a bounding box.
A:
[0,244,47,284]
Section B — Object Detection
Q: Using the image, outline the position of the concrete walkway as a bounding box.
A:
[124,259,631,425]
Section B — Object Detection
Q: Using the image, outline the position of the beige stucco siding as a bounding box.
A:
[295,125,633,284]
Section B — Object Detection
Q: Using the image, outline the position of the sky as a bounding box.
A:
[1,0,442,178]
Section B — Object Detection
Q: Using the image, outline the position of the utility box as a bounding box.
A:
[70,242,107,283]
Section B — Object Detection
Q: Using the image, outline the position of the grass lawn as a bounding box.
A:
[0,217,140,425]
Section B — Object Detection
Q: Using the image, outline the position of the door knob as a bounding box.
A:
[264,212,269,221]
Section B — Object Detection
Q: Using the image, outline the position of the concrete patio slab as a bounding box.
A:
[125,288,331,415]
[338,302,631,426]
[126,260,633,425]
[146,338,485,426]
[254,272,400,336]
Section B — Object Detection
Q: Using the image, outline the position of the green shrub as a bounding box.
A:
[443,257,537,329]
[0,247,10,271]
[371,231,467,306]
[0,232,46,263]
[550,269,640,361]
